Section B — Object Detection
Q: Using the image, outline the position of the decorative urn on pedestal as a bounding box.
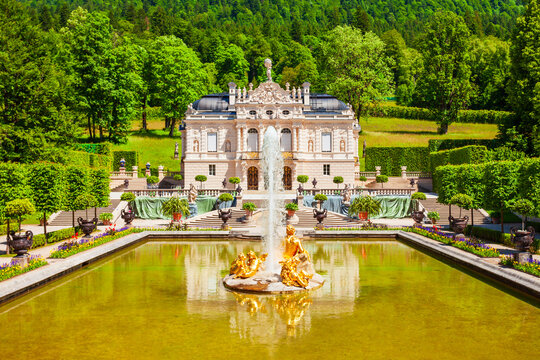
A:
[510,226,535,252]
[121,205,135,225]
[7,230,34,256]
[449,215,469,235]
[78,217,98,238]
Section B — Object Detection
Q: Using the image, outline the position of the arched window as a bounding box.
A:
[247,128,258,151]
[340,140,346,152]
[308,140,314,152]
[193,140,199,152]
[224,140,231,152]
[280,128,292,151]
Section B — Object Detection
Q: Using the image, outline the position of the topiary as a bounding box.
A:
[297,175,309,184]
[228,177,241,185]
[5,199,35,234]
[333,176,344,188]
[195,175,207,188]
[146,176,159,184]
[120,192,136,202]
[449,193,474,217]
[242,202,256,212]
[411,192,427,200]
[72,193,97,219]
[314,194,328,202]
[173,174,183,181]
[285,202,299,211]
[375,175,389,188]
[510,199,535,231]
[359,176,368,182]
[218,193,234,203]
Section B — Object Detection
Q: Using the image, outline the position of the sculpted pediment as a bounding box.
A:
[248,82,292,104]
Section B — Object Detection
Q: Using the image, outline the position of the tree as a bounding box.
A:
[333,176,344,189]
[375,175,389,188]
[414,12,473,134]
[215,44,249,89]
[195,175,207,189]
[483,161,520,232]
[352,7,371,33]
[318,26,393,119]
[507,0,540,155]
[150,36,209,137]
[5,199,35,234]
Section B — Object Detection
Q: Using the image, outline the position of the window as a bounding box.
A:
[249,110,257,116]
[322,132,332,152]
[207,132,217,152]
[266,110,273,116]
[280,128,292,151]
[209,164,216,176]
[247,128,258,151]
[323,164,330,176]
[282,110,290,115]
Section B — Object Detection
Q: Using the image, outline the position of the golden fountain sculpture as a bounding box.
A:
[224,225,324,293]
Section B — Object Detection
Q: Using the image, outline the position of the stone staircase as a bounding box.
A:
[294,208,360,228]
[184,209,255,229]
[49,200,122,226]
[419,198,490,226]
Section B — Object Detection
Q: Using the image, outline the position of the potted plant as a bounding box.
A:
[73,193,98,238]
[448,193,473,234]
[349,196,381,221]
[242,202,257,220]
[411,192,427,225]
[161,197,190,222]
[195,175,207,190]
[314,193,328,210]
[509,199,536,252]
[333,176,344,189]
[376,175,389,189]
[5,199,35,256]
[229,177,241,195]
[218,193,234,207]
[427,211,440,224]
[100,212,113,225]
[120,192,136,202]
[146,175,159,189]
[285,202,299,217]
[297,175,309,194]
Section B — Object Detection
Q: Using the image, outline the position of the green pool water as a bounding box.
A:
[0,239,538,360]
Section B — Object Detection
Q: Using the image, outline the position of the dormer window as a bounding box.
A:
[282,110,290,115]
[266,110,274,116]
[249,110,257,116]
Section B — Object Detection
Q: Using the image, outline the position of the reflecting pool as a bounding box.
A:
[0,240,538,359]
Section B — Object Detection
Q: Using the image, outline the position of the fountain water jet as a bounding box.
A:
[260,126,284,273]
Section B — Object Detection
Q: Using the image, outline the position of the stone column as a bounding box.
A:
[243,127,248,153]
[158,165,164,180]
[236,127,242,154]
[258,125,264,153]
[292,126,297,153]
[401,166,407,179]
[132,166,138,178]
[347,129,352,154]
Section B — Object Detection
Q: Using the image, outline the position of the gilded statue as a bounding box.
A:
[234,293,266,315]
[282,225,315,277]
[280,257,313,288]
[230,251,268,279]
[271,294,312,334]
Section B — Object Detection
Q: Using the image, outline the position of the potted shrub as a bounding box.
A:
[376,175,389,189]
[73,193,98,238]
[314,193,328,210]
[120,192,136,202]
[349,196,381,221]
[242,202,257,220]
[195,175,207,189]
[297,175,309,194]
[509,199,535,252]
[448,193,473,234]
[218,193,234,206]
[5,199,35,256]
[285,202,299,217]
[161,197,190,222]
[333,176,344,189]
[411,192,427,225]
[229,177,241,195]
[99,212,113,225]
[427,211,440,224]
[146,175,159,189]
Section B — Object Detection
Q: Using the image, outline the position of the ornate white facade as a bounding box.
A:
[182,61,359,191]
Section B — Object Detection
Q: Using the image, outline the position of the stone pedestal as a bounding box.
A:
[286,214,299,225]
[11,255,29,267]
[236,195,243,208]
[375,166,381,176]
[297,194,304,208]
[158,165,164,180]
[119,167,126,176]
[401,166,407,178]
[513,252,532,264]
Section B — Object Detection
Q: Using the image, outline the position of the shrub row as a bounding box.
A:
[434,158,540,220]
[365,147,430,176]
[54,150,111,170]
[78,143,112,155]
[32,227,79,248]
[464,226,513,247]
[0,163,110,221]
[372,104,515,125]
[428,139,497,152]
[113,151,139,171]
[429,145,491,173]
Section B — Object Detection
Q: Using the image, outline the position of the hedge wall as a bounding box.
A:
[373,104,515,124]
[365,147,430,176]
[78,143,112,155]
[113,151,139,171]
[428,139,497,152]
[429,145,490,173]
[0,163,31,220]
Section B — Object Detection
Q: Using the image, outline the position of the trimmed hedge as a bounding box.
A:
[78,143,112,155]
[33,227,79,248]
[429,145,490,173]
[464,226,513,248]
[113,151,139,171]
[365,147,430,176]
[428,139,497,152]
[373,104,515,125]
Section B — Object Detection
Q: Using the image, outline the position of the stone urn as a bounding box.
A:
[78,217,98,238]
[510,226,535,252]
[218,208,233,230]
[449,215,469,235]
[313,208,327,229]
[7,230,33,256]
[411,210,425,227]
[121,207,135,225]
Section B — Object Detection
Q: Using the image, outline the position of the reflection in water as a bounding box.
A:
[231,293,313,339]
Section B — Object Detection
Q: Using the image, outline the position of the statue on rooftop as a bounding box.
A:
[264,58,272,82]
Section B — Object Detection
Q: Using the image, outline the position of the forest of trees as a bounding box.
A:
[1,0,538,159]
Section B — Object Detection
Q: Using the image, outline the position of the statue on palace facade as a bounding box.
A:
[264,58,272,82]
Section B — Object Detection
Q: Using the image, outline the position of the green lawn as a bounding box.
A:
[113,127,182,171]
[358,117,498,147]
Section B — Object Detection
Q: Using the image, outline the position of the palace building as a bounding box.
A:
[181,60,360,191]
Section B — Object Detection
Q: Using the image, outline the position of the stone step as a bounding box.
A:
[419,198,490,225]
[49,200,121,226]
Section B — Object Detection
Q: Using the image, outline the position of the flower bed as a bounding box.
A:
[50,227,142,259]
[407,226,500,258]
[0,256,48,281]
[500,256,540,277]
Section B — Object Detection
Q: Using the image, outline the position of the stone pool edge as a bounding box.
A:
[0,230,538,304]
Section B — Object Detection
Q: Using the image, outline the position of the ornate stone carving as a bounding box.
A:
[249,82,293,104]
